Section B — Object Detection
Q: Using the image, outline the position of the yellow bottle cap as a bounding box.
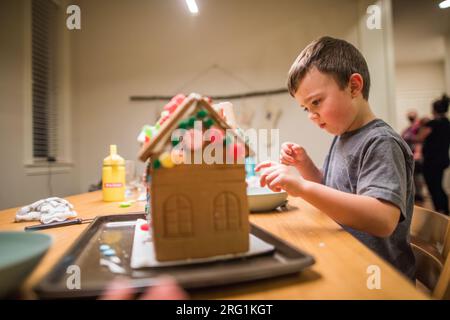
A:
[103,144,125,166]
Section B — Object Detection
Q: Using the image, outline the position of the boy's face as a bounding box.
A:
[294,67,358,136]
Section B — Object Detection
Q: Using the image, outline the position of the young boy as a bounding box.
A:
[256,36,416,280]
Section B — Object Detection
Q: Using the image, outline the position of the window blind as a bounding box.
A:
[32,0,58,160]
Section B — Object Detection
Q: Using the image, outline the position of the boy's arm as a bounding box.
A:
[260,163,400,238]
[280,143,323,183]
[294,155,323,184]
[297,180,401,238]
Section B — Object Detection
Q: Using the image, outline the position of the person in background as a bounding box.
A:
[401,110,424,205]
[418,95,450,215]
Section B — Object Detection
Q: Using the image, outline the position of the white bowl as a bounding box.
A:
[247,186,288,213]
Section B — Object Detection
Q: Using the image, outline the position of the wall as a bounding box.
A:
[395,61,446,131]
[0,0,80,210]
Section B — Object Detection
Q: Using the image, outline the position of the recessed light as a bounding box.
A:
[439,0,450,9]
[186,0,199,15]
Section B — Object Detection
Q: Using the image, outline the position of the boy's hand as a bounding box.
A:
[255,161,303,196]
[280,142,308,167]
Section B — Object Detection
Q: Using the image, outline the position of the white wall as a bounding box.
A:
[0,0,80,210]
[395,61,446,131]
[445,34,450,94]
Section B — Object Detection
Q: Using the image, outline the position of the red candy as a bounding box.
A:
[228,143,245,161]
[140,223,149,231]
[205,127,224,144]
[171,94,186,105]
[163,101,178,113]
[163,94,186,114]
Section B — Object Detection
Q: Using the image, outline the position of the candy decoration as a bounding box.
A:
[171,136,181,146]
[187,116,196,128]
[171,149,185,164]
[159,152,175,168]
[153,159,161,169]
[140,223,149,231]
[163,101,178,113]
[227,142,245,162]
[203,117,214,129]
[178,119,189,130]
[100,244,111,252]
[103,249,116,257]
[196,109,208,119]
[119,202,131,208]
[171,94,186,105]
[158,111,171,126]
[164,94,186,113]
[205,127,224,144]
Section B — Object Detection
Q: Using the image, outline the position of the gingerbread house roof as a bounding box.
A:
[138,93,252,162]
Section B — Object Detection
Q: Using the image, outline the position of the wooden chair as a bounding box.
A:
[411,205,450,299]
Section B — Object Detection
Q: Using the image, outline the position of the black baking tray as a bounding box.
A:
[34,213,315,299]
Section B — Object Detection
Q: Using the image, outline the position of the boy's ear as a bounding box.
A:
[349,73,364,98]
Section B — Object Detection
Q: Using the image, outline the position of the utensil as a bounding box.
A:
[24,218,95,232]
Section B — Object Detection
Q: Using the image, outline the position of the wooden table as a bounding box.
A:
[0,191,427,299]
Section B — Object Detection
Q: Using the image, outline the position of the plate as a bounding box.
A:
[247,186,288,212]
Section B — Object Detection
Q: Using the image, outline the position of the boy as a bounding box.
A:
[256,36,416,280]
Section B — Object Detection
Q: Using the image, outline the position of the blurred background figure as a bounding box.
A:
[402,110,425,205]
[417,95,450,215]
[101,276,188,300]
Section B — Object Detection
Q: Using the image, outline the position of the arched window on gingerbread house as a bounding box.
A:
[213,192,241,231]
[163,195,193,237]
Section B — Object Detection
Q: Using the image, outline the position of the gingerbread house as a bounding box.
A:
[138,93,251,261]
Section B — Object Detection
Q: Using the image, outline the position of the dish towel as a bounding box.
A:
[15,197,77,224]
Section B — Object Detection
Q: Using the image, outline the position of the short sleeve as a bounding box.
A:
[356,136,409,220]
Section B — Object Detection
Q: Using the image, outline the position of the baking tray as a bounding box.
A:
[34,213,315,299]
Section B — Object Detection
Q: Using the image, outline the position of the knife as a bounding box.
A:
[24,218,95,231]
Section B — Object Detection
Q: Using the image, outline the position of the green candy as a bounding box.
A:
[196,109,208,119]
[203,117,214,129]
[172,138,180,146]
[178,120,189,130]
[153,159,161,169]
[187,116,196,128]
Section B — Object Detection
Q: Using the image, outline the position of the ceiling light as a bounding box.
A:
[439,0,450,9]
[186,0,199,15]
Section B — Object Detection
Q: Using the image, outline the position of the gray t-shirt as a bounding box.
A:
[322,119,416,280]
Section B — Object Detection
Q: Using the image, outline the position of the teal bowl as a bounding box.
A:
[0,232,52,298]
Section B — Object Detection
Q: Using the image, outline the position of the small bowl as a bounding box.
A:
[247,186,288,213]
[0,232,52,298]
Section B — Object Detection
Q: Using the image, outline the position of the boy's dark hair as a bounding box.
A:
[432,94,449,114]
[287,36,371,100]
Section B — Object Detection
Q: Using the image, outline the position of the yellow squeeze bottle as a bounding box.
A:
[102,145,125,202]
